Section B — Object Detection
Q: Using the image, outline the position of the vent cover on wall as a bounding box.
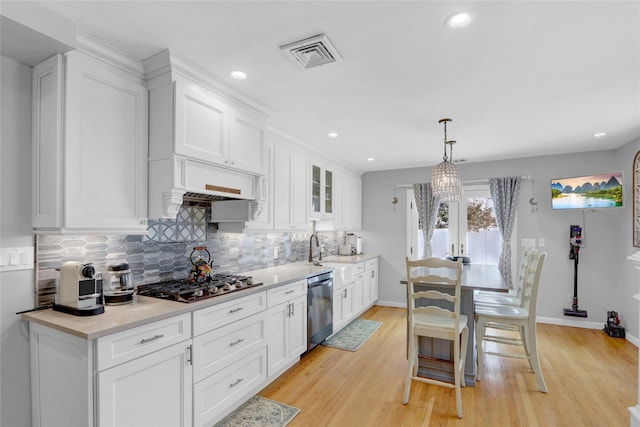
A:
[279,34,342,69]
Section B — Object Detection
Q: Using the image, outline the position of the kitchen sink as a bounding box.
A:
[319,262,355,288]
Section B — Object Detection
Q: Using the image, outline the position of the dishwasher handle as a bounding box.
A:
[308,278,333,289]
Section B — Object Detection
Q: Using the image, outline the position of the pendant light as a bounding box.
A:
[431,118,462,202]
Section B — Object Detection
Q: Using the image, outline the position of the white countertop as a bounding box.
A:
[22,256,378,339]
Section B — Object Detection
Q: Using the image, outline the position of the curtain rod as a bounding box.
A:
[395,175,531,190]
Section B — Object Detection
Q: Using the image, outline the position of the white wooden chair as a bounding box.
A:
[474,247,534,306]
[403,257,468,419]
[474,251,548,393]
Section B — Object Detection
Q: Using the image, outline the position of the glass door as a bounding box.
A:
[408,186,504,265]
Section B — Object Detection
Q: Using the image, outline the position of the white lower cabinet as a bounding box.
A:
[193,346,267,426]
[365,258,379,305]
[353,263,366,314]
[192,291,268,426]
[333,283,355,332]
[28,314,192,427]
[98,341,193,427]
[266,280,307,378]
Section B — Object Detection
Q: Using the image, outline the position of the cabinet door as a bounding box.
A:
[366,260,379,305]
[310,164,334,220]
[342,284,355,321]
[274,142,308,229]
[174,78,229,166]
[98,341,192,427]
[344,174,362,230]
[266,302,289,377]
[354,273,365,313]
[229,107,267,174]
[333,288,345,331]
[288,295,307,357]
[64,51,148,230]
[32,54,63,229]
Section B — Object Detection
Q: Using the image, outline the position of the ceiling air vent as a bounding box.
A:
[280,34,342,69]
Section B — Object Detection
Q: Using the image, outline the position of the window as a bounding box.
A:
[407,185,513,265]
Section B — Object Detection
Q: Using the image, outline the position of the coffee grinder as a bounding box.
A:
[564,225,587,317]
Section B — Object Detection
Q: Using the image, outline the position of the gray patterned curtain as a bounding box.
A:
[489,176,522,288]
[413,183,441,257]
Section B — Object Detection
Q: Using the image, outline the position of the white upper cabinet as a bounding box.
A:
[273,137,309,230]
[32,51,148,234]
[173,78,229,166]
[310,163,334,220]
[172,77,267,175]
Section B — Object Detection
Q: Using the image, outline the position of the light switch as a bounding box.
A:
[0,247,34,272]
[521,238,536,248]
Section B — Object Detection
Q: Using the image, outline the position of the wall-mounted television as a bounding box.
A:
[551,172,623,210]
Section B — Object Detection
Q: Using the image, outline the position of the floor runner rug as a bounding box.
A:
[322,318,383,351]
[214,395,300,427]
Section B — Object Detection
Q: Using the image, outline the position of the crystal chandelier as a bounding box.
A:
[431,118,462,202]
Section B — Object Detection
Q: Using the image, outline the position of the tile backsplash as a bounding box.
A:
[35,225,342,306]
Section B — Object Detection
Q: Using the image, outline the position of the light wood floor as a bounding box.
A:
[260,305,637,426]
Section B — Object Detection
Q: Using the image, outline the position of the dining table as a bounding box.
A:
[400,263,508,386]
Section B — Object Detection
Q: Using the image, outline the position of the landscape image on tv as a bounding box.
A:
[551,172,623,210]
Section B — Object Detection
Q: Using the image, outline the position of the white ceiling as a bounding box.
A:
[18,1,640,172]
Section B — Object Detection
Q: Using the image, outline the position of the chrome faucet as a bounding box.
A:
[309,234,322,264]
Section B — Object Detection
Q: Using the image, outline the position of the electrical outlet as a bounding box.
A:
[538,238,545,248]
[273,247,279,260]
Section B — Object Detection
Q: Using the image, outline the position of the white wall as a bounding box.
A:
[1,55,36,426]
[361,143,640,338]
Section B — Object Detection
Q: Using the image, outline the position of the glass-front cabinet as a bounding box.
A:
[310,163,333,219]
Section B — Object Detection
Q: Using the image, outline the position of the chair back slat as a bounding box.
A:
[414,305,456,318]
[405,256,463,325]
[520,251,546,312]
[412,289,456,303]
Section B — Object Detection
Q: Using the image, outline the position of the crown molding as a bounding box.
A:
[76,32,145,80]
[143,49,272,118]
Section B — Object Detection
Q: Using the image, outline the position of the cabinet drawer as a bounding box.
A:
[354,262,365,275]
[97,313,191,371]
[193,346,267,427]
[193,291,266,336]
[365,258,378,271]
[267,279,307,308]
[192,311,266,383]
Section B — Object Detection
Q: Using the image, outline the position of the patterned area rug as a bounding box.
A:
[214,396,300,427]
[322,319,383,351]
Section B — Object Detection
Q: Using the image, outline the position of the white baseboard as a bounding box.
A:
[372,307,640,347]
[375,300,406,309]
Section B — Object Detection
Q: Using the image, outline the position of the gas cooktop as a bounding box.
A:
[136,273,262,303]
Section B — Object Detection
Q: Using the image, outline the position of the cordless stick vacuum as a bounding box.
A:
[564,225,588,318]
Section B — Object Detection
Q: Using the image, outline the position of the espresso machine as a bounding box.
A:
[53,261,105,316]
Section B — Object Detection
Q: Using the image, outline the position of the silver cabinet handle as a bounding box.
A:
[229,307,244,314]
[229,378,244,388]
[139,334,164,345]
[186,345,192,365]
[229,338,244,347]
[285,290,295,294]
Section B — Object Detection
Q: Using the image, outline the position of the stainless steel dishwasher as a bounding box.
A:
[306,271,333,352]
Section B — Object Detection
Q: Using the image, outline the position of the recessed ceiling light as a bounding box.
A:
[367,157,375,162]
[328,132,339,138]
[230,70,247,80]
[446,12,473,28]
[593,132,607,138]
